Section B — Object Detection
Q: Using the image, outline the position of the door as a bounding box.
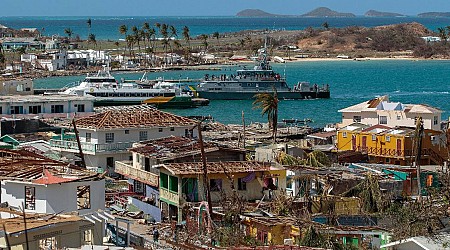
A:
[396,139,402,156]
[144,157,150,172]
[362,136,367,151]
[352,135,357,150]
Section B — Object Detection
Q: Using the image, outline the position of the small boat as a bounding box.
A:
[60,67,207,109]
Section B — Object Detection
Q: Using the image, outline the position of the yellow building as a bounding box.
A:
[337,123,447,165]
[155,161,286,223]
[242,216,299,245]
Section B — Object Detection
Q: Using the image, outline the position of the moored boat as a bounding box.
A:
[194,44,330,100]
[60,67,207,108]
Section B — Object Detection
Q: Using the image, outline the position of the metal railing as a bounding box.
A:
[50,139,133,154]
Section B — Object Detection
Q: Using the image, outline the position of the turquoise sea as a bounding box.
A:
[1,16,450,40]
[35,60,450,127]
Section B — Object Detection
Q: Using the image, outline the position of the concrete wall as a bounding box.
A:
[79,126,195,144]
[1,179,105,215]
[129,196,161,222]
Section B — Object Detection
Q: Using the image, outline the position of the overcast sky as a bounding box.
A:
[1,0,449,16]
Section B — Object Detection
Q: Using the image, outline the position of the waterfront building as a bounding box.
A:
[155,161,286,223]
[338,96,442,131]
[50,105,198,173]
[0,37,44,51]
[336,123,447,165]
[0,94,95,118]
[0,78,33,95]
[21,50,67,71]
[0,149,105,215]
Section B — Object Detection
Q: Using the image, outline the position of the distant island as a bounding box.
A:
[236,9,282,17]
[301,7,356,17]
[417,12,450,17]
[365,10,406,17]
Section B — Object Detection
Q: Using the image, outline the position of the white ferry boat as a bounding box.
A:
[60,67,199,108]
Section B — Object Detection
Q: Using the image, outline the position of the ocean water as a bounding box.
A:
[34,60,450,127]
[0,16,449,40]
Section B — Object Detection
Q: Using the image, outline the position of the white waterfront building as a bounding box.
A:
[0,94,95,118]
[50,105,198,173]
[338,95,442,131]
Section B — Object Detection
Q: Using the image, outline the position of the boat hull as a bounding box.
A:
[94,96,201,109]
[196,91,330,100]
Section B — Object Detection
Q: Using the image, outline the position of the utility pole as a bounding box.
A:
[242,111,246,149]
[197,122,213,216]
[414,117,424,202]
[72,118,86,168]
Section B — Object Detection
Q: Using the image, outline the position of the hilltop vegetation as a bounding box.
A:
[301,7,356,17]
[236,9,282,17]
[418,12,450,17]
[365,10,406,17]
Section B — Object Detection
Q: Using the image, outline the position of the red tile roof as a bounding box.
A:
[74,105,197,129]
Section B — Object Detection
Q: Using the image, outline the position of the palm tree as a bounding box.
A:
[126,34,135,60]
[253,88,279,143]
[119,25,128,57]
[212,31,220,51]
[182,26,191,48]
[86,18,92,39]
[182,26,191,63]
[199,34,208,51]
[64,28,73,41]
[88,33,97,48]
[438,27,447,44]
[0,44,5,69]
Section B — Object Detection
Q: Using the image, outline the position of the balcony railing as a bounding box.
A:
[354,146,443,160]
[50,139,133,154]
[115,161,159,187]
[160,188,179,205]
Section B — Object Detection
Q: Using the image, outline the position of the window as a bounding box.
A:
[397,115,401,120]
[372,134,377,141]
[28,105,41,114]
[379,116,387,124]
[238,178,247,191]
[185,129,189,137]
[385,135,391,142]
[169,176,178,192]
[158,128,163,133]
[0,107,2,114]
[106,157,114,169]
[342,132,347,138]
[76,104,85,112]
[139,131,148,141]
[10,106,24,114]
[353,116,361,123]
[25,186,35,210]
[434,116,439,125]
[125,130,130,134]
[85,132,91,142]
[50,105,64,113]
[210,179,222,192]
[105,133,114,143]
[160,173,169,189]
[170,127,175,131]
[77,185,91,210]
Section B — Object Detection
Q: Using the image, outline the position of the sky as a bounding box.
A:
[1,0,450,16]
